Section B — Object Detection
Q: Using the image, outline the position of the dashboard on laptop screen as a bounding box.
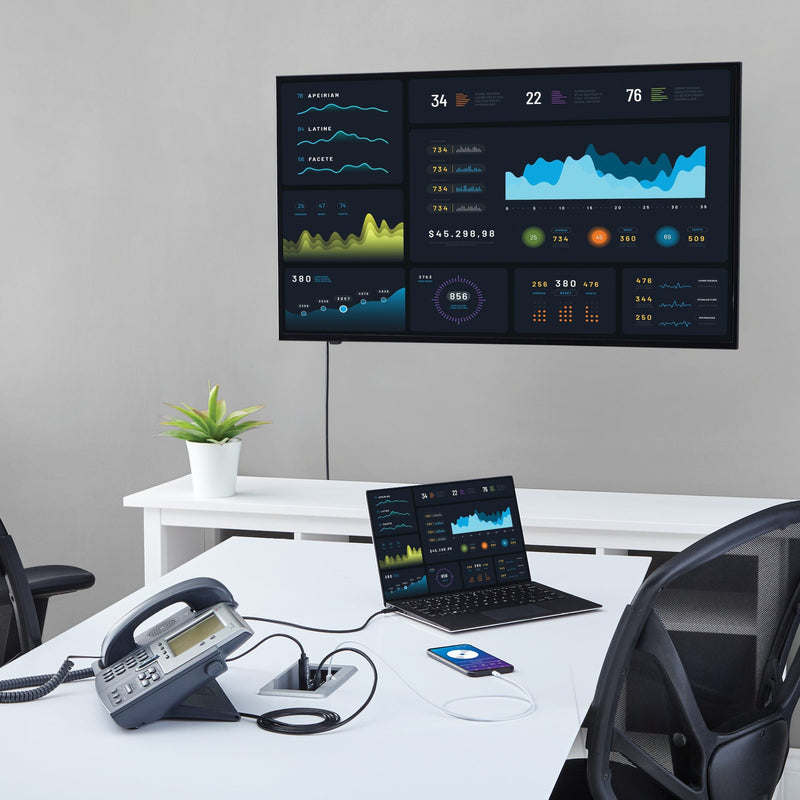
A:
[277,62,741,347]
[366,477,528,600]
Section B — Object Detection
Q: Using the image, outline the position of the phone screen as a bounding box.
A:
[427,645,514,676]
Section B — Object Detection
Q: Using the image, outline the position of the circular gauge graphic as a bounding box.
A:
[432,275,486,325]
[587,226,611,248]
[434,567,455,589]
[655,225,680,248]
[521,226,546,248]
[447,649,479,660]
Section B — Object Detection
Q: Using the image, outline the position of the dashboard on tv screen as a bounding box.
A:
[277,62,741,347]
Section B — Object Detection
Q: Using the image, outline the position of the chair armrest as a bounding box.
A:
[24,565,95,597]
[0,566,94,604]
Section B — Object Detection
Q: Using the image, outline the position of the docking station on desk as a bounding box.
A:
[259,661,358,698]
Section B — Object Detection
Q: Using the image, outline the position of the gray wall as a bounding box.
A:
[0,0,797,639]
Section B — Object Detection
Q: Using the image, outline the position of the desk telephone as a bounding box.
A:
[0,574,381,734]
[92,577,253,729]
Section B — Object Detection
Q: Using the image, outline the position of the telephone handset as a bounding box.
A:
[93,577,253,729]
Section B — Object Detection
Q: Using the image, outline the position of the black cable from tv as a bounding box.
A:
[325,339,341,480]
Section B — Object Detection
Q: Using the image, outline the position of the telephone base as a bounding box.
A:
[164,678,240,723]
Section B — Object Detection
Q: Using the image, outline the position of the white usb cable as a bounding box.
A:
[336,641,536,722]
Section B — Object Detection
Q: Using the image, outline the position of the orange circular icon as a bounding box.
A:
[481,541,489,550]
[588,226,611,248]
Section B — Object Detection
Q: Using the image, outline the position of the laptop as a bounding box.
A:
[366,476,601,632]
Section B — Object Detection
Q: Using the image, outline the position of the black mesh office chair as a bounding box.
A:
[549,500,800,800]
[0,517,95,665]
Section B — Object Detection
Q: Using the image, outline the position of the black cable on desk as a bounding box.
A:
[225,631,305,664]
[243,607,394,634]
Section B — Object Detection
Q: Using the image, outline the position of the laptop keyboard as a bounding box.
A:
[401,582,566,619]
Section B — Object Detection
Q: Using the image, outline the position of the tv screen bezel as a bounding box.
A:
[276,61,741,349]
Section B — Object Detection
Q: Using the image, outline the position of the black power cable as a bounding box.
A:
[242,608,394,634]
[325,339,341,480]
[226,631,305,665]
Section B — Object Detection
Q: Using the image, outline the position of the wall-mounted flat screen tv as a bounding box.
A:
[277,62,741,347]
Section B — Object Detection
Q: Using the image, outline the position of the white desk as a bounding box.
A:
[0,538,649,799]
[124,475,790,583]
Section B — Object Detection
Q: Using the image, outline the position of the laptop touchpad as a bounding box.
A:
[484,606,543,622]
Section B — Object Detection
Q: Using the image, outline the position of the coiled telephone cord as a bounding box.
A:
[0,658,93,703]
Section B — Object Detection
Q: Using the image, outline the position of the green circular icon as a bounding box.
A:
[522,226,546,248]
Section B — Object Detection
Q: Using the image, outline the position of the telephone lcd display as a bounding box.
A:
[167,613,224,657]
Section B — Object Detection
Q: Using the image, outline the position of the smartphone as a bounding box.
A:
[427,645,514,677]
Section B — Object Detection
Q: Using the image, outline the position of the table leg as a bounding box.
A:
[143,508,166,584]
[143,509,211,583]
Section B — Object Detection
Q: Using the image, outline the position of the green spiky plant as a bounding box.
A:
[159,384,269,444]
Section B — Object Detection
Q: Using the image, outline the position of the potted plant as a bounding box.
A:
[159,383,269,497]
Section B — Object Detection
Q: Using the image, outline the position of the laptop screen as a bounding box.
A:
[366,476,530,602]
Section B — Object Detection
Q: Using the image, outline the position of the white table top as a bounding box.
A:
[0,538,649,799]
[124,474,791,550]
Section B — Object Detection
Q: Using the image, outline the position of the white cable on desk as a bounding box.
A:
[336,640,536,722]
[441,670,537,721]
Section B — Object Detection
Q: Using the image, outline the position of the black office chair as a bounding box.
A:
[0,516,95,665]
[549,500,800,800]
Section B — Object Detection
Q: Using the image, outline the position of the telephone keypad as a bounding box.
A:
[100,648,156,684]
[137,665,160,688]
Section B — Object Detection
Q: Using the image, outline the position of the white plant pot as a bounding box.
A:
[186,439,242,498]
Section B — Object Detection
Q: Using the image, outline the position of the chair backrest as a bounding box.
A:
[0,518,43,656]
[585,501,800,800]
